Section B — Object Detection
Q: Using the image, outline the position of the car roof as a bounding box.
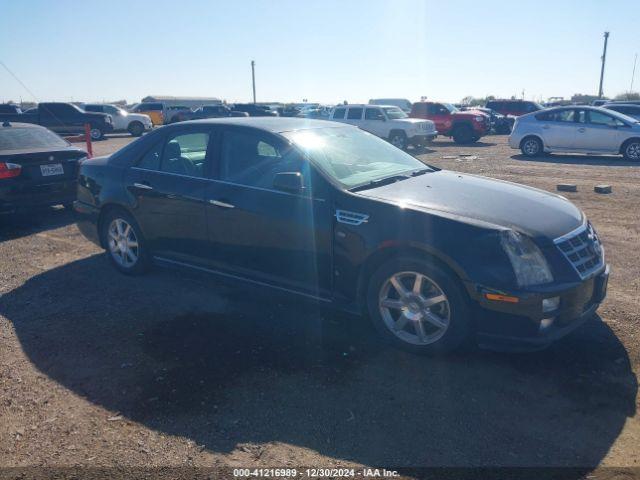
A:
[185,117,351,133]
[604,103,640,108]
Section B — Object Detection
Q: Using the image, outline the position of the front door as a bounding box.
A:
[579,110,626,153]
[124,127,213,263]
[429,104,452,134]
[362,107,388,137]
[204,127,333,298]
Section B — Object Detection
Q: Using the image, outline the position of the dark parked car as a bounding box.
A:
[485,100,543,117]
[473,107,515,134]
[74,118,609,354]
[0,102,114,140]
[1,122,86,214]
[0,104,22,114]
[603,103,640,121]
[230,103,278,117]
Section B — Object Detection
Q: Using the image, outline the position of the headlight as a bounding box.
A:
[474,116,484,122]
[500,230,553,287]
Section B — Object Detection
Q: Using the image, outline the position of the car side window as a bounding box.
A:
[588,111,624,127]
[347,108,363,120]
[364,108,384,120]
[552,110,575,122]
[332,108,346,119]
[160,132,209,177]
[137,140,163,170]
[220,129,309,191]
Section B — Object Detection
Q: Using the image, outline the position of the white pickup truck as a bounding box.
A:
[84,104,153,137]
[330,104,437,149]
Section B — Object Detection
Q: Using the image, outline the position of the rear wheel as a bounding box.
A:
[100,209,149,275]
[389,131,408,150]
[452,124,475,144]
[128,121,144,137]
[622,139,640,161]
[366,257,471,355]
[520,136,543,157]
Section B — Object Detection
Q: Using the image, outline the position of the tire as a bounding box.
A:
[520,136,543,157]
[89,127,104,140]
[100,209,150,275]
[366,256,471,355]
[452,124,475,144]
[128,121,144,137]
[388,131,408,150]
[621,138,640,162]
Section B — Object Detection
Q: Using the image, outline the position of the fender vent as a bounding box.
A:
[335,210,369,225]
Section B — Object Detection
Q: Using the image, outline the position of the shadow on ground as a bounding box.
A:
[1,255,636,469]
[0,207,75,242]
[512,153,640,167]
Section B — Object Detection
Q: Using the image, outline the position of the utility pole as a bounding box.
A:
[598,32,610,99]
[251,60,256,104]
[631,53,638,92]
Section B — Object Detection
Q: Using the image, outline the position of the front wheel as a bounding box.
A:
[100,210,150,275]
[622,139,640,161]
[367,257,471,355]
[452,124,475,144]
[389,131,408,150]
[128,121,144,137]
[89,127,105,140]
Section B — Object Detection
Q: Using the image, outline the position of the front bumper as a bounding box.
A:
[471,265,610,352]
[409,132,438,145]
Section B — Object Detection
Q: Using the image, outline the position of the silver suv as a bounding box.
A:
[509,106,640,161]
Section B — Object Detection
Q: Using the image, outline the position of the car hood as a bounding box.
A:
[356,170,583,240]
[391,118,435,126]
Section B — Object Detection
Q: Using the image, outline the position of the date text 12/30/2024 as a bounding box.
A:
[233,468,400,478]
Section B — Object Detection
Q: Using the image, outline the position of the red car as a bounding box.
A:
[410,102,490,144]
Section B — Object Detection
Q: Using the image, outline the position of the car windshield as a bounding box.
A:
[443,103,458,113]
[283,127,432,189]
[382,107,408,119]
[0,127,70,151]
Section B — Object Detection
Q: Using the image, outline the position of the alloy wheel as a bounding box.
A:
[390,135,405,149]
[523,139,540,156]
[107,218,139,268]
[378,271,450,345]
[90,128,102,140]
[626,142,640,161]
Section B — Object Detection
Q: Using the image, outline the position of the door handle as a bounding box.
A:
[208,199,235,209]
[133,182,153,190]
[578,127,586,133]
[542,125,550,129]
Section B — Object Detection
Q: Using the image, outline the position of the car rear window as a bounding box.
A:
[0,127,69,151]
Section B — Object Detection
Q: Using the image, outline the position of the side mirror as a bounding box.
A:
[273,172,304,193]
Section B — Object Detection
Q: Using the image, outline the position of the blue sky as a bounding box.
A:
[1,0,638,104]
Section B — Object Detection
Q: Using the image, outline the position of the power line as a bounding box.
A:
[0,60,40,103]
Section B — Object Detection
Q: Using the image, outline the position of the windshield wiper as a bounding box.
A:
[410,168,431,177]
[349,174,411,192]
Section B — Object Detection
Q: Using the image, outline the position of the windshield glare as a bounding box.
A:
[382,107,408,119]
[284,127,432,189]
[443,103,458,113]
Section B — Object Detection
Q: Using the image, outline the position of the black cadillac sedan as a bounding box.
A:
[74,118,609,354]
[1,121,87,214]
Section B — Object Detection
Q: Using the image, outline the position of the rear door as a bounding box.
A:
[124,126,214,263]
[344,106,364,127]
[203,126,333,297]
[537,109,579,149]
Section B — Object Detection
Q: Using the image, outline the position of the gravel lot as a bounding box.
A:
[0,133,639,477]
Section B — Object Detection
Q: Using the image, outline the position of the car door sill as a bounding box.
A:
[153,256,332,303]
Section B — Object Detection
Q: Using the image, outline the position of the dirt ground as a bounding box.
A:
[0,133,639,478]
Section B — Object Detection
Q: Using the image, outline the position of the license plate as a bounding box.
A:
[40,163,64,176]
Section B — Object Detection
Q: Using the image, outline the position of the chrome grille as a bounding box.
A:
[554,222,604,279]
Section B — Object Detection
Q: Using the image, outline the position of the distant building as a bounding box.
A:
[141,95,222,108]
